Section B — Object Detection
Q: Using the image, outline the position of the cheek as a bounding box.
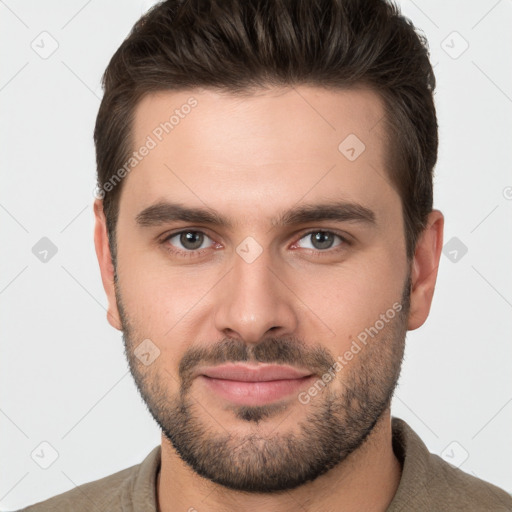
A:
[285,252,405,349]
[116,249,219,351]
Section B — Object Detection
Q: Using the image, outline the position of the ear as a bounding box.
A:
[407,209,444,331]
[93,199,123,331]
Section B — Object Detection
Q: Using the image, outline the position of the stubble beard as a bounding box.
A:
[116,275,410,493]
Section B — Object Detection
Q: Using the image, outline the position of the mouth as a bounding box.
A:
[197,364,315,406]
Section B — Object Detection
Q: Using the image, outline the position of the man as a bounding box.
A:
[22,0,512,510]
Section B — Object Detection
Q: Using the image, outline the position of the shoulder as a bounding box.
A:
[19,446,161,512]
[424,449,512,510]
[21,466,134,511]
[389,417,512,511]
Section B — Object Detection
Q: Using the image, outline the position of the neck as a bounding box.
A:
[157,410,402,512]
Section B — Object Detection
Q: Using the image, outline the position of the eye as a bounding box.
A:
[294,230,347,251]
[163,230,216,254]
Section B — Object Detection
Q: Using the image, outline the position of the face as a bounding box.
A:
[104,86,413,492]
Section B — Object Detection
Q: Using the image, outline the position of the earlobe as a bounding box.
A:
[407,209,444,331]
[93,199,123,331]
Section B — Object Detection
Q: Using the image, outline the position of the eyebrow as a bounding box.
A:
[135,200,376,229]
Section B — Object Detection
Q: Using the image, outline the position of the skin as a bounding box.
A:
[94,86,444,511]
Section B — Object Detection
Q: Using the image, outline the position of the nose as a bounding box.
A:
[213,244,299,344]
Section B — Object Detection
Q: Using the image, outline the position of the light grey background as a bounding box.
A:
[1,0,511,510]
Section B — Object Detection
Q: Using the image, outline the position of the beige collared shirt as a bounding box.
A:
[21,417,512,511]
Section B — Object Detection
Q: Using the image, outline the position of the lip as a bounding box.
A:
[197,364,315,406]
[199,363,313,382]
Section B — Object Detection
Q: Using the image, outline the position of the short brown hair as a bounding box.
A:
[94,0,437,263]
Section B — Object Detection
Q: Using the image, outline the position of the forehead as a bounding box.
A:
[132,86,387,159]
[120,86,398,228]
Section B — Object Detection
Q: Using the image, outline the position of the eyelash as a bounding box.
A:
[160,229,351,259]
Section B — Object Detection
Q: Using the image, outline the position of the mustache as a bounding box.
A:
[179,337,336,390]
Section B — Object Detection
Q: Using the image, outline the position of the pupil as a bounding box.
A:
[181,231,203,250]
[313,232,333,250]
